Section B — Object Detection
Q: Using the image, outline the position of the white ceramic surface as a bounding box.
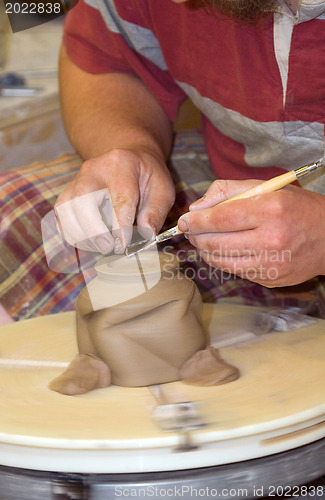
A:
[0,304,324,473]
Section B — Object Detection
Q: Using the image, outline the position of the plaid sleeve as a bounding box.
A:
[0,155,85,321]
[63,0,186,121]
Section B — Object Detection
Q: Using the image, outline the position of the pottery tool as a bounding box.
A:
[0,86,42,97]
[150,384,206,451]
[125,158,325,257]
[0,359,68,368]
[0,72,43,96]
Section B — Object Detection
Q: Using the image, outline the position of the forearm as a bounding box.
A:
[59,45,173,162]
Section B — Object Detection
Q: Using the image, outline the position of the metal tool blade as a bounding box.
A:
[125,238,156,256]
[125,225,182,257]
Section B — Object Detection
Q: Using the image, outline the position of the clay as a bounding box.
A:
[49,251,239,394]
[180,346,240,386]
[49,354,111,395]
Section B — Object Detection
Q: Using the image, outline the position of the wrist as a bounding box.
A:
[74,125,171,165]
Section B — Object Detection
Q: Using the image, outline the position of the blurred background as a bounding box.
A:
[0,11,75,172]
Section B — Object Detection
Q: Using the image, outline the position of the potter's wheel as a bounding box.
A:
[0,303,324,498]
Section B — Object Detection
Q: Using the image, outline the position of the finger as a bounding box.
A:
[56,187,113,253]
[112,224,134,254]
[199,241,292,287]
[137,183,175,235]
[189,179,262,211]
[200,251,279,286]
[55,155,139,254]
[137,195,175,235]
[55,200,98,252]
[71,189,115,254]
[187,230,259,259]
[107,179,139,253]
[70,154,140,253]
[178,197,260,235]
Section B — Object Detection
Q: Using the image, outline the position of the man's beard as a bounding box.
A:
[185,0,279,22]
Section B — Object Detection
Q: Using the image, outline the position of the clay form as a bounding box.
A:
[49,251,239,394]
[49,354,110,395]
[180,346,239,386]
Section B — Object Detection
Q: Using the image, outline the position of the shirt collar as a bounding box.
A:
[298,0,325,23]
[277,0,325,23]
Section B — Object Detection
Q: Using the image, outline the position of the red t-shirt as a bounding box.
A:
[63,0,325,189]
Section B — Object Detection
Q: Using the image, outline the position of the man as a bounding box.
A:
[56,0,325,289]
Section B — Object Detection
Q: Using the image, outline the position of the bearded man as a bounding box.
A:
[55,0,325,306]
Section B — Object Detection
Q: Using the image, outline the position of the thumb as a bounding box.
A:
[189,179,262,211]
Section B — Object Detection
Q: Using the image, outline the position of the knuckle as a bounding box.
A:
[105,149,124,166]
[266,228,288,250]
[267,191,287,216]
[208,179,229,199]
[206,206,228,230]
[79,158,97,173]
[105,148,137,167]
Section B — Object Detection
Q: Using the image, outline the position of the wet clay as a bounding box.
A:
[49,252,239,394]
[49,354,111,395]
[180,346,239,386]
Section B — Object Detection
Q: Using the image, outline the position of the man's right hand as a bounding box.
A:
[55,148,175,254]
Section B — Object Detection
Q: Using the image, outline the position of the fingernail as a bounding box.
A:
[178,216,189,233]
[114,237,124,254]
[95,236,113,254]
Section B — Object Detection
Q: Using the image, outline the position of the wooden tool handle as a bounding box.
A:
[174,170,296,235]
[156,224,183,241]
[220,170,297,205]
